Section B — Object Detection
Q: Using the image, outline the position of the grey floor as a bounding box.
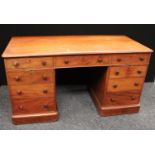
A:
[0,82,155,130]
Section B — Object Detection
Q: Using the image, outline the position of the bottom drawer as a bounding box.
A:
[103,93,140,107]
[12,97,56,115]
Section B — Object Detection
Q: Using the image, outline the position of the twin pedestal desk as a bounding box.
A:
[2,35,153,124]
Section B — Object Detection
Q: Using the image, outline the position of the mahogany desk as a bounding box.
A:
[2,35,153,124]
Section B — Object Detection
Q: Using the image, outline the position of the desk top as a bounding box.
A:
[2,35,153,58]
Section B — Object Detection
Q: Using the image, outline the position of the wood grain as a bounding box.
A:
[5,57,53,70]
[6,69,55,85]
[109,66,147,78]
[2,35,153,58]
[107,78,144,92]
[54,55,111,68]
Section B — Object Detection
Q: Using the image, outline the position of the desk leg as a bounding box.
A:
[88,67,140,116]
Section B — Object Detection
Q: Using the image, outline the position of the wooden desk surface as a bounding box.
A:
[2,35,153,58]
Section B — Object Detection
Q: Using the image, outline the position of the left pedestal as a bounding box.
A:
[4,57,58,124]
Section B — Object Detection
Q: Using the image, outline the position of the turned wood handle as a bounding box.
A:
[134,83,139,87]
[14,76,21,81]
[97,58,103,63]
[17,90,22,95]
[115,71,119,75]
[139,57,144,61]
[113,84,118,88]
[131,96,136,100]
[13,61,19,67]
[18,105,24,110]
[137,70,142,74]
[42,61,47,66]
[43,89,48,94]
[43,104,49,109]
[42,75,48,81]
[64,60,69,64]
[117,58,122,62]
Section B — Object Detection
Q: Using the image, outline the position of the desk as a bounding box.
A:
[2,35,153,124]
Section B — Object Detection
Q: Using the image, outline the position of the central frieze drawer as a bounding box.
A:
[6,69,55,85]
[9,84,55,98]
[12,97,56,115]
[54,55,111,68]
[5,57,53,70]
[107,78,144,92]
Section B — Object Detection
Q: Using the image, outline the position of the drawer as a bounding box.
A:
[107,78,144,92]
[5,57,53,70]
[6,69,55,85]
[104,92,140,106]
[111,53,150,65]
[109,66,147,79]
[12,97,56,115]
[9,84,55,99]
[54,55,111,68]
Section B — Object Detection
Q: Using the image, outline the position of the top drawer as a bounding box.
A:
[5,57,53,70]
[54,55,111,68]
[111,53,150,65]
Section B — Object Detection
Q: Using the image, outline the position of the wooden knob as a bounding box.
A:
[139,57,144,61]
[14,76,21,81]
[13,61,19,67]
[131,96,136,100]
[117,58,122,62]
[18,105,24,110]
[43,89,48,94]
[42,61,47,66]
[113,84,118,88]
[115,71,119,75]
[137,70,142,74]
[42,75,48,81]
[17,90,22,95]
[110,98,115,102]
[43,104,49,109]
[134,83,139,87]
[64,60,69,64]
[97,58,103,63]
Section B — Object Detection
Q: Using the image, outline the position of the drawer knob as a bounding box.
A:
[43,89,48,94]
[64,60,69,64]
[42,61,47,66]
[117,58,122,62]
[113,84,118,88]
[14,76,21,81]
[131,96,136,100]
[97,58,103,63]
[42,75,48,81]
[139,57,144,61]
[43,104,49,109]
[110,98,115,102]
[18,105,24,110]
[115,71,120,75]
[13,62,19,67]
[137,70,142,74]
[17,90,22,95]
[134,83,139,87]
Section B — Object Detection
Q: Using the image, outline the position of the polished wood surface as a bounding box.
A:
[2,35,153,58]
[2,35,153,124]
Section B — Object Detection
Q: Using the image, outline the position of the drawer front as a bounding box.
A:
[6,69,55,85]
[9,84,55,98]
[54,55,111,68]
[111,53,150,65]
[5,57,53,70]
[107,78,144,92]
[12,97,56,115]
[104,93,140,106]
[109,66,147,79]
